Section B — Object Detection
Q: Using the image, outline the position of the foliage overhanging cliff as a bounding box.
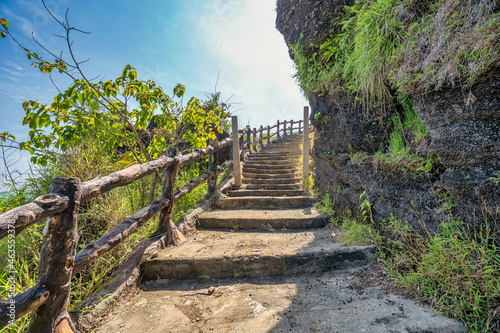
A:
[284,0,499,105]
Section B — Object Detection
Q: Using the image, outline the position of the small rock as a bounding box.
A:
[208,286,216,295]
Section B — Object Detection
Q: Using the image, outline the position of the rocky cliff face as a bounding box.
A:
[276,0,499,234]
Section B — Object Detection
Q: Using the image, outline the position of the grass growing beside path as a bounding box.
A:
[315,195,500,333]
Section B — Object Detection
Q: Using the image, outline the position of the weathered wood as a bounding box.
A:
[72,197,168,275]
[175,161,231,202]
[154,148,184,245]
[259,125,263,148]
[246,126,251,152]
[298,120,303,133]
[0,194,69,240]
[276,120,281,139]
[79,139,233,203]
[267,125,271,146]
[207,138,219,194]
[303,107,310,187]
[80,155,173,202]
[73,161,233,275]
[27,178,81,333]
[290,120,294,135]
[0,284,50,328]
[54,319,72,333]
[177,138,231,168]
[231,116,242,186]
[253,127,257,152]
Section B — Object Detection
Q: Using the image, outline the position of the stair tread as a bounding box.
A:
[198,207,326,220]
[146,229,373,263]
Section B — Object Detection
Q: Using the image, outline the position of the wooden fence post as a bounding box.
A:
[299,120,302,133]
[290,120,294,135]
[155,148,185,245]
[267,125,271,146]
[207,138,220,195]
[302,107,310,189]
[283,120,287,137]
[27,178,81,333]
[253,127,257,152]
[231,116,242,186]
[276,120,281,140]
[259,125,263,148]
[246,126,251,152]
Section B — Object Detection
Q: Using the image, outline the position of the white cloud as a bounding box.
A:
[4,59,24,71]
[199,0,307,128]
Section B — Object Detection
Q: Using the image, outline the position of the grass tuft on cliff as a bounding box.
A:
[290,0,500,103]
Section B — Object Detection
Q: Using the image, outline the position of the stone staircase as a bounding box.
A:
[141,134,374,281]
[95,133,467,333]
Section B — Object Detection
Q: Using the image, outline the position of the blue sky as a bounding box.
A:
[0,0,306,177]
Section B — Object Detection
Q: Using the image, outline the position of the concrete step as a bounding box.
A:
[243,178,300,185]
[252,152,302,158]
[242,167,297,174]
[244,184,302,190]
[242,173,299,179]
[244,160,298,166]
[259,147,302,151]
[197,208,329,229]
[141,230,375,280]
[215,196,317,209]
[226,189,306,197]
[248,155,290,161]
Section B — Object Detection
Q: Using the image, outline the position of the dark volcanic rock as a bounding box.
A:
[313,153,443,233]
[310,93,388,154]
[277,1,500,235]
[414,74,500,169]
[276,0,354,58]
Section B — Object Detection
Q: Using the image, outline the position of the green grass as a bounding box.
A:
[314,191,499,333]
[337,218,373,245]
[315,193,335,216]
[379,217,499,333]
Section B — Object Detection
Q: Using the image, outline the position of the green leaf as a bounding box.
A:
[77,93,85,105]
[173,84,185,98]
[0,32,6,38]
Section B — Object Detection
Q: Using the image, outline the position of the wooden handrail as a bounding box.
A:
[0,115,307,331]
[0,138,234,239]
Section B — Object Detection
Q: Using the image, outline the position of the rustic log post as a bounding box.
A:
[246,126,251,152]
[267,125,271,146]
[231,116,242,186]
[259,125,263,149]
[299,119,302,133]
[154,148,185,245]
[253,127,257,152]
[302,107,310,189]
[290,120,294,135]
[276,120,281,140]
[27,178,81,333]
[208,138,222,197]
[283,120,287,137]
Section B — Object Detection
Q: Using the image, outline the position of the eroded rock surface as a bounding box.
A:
[276,0,499,234]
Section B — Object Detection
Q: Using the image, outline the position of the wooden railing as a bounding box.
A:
[0,111,311,332]
[239,117,306,153]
